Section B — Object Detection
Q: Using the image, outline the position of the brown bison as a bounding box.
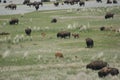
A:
[55,52,64,58]
[85,38,94,48]
[51,18,57,23]
[86,60,108,70]
[72,33,79,38]
[25,28,32,36]
[9,18,19,25]
[98,67,119,77]
[5,4,17,10]
[105,13,114,19]
[57,31,71,39]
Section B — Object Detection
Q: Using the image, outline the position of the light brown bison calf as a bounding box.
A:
[55,52,64,58]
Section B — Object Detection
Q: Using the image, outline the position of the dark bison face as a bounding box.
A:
[9,18,19,25]
[79,1,85,6]
[54,2,59,6]
[57,31,71,39]
[100,26,105,31]
[105,13,114,19]
[85,38,94,48]
[25,28,32,36]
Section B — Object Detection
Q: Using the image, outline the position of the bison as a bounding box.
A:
[107,0,112,4]
[113,0,117,4]
[85,38,94,48]
[86,60,108,70]
[57,31,71,39]
[35,4,39,11]
[23,0,30,4]
[54,2,59,7]
[55,52,64,58]
[105,13,114,19]
[51,18,57,23]
[98,67,119,77]
[72,33,79,38]
[9,18,19,25]
[5,4,17,10]
[96,0,102,3]
[79,1,85,6]
[25,28,32,36]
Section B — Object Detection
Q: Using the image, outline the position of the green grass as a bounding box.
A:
[0,6,120,80]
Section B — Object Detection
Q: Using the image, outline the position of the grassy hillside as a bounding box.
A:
[0,6,120,80]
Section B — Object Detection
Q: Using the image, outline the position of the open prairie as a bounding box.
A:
[0,6,120,80]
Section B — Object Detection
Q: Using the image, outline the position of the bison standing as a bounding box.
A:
[57,31,71,39]
[9,18,19,25]
[5,4,17,10]
[25,28,32,36]
[85,38,94,48]
[105,13,114,19]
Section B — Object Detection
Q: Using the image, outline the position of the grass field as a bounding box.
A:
[0,6,120,80]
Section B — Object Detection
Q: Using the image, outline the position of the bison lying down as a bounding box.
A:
[98,67,119,77]
[86,60,108,70]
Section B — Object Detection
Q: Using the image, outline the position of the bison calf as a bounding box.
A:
[55,52,64,58]
[86,60,108,70]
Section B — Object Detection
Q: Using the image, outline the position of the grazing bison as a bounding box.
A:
[57,31,71,39]
[54,2,59,7]
[5,4,17,10]
[98,67,119,77]
[25,28,32,36]
[0,32,10,35]
[107,0,112,4]
[79,1,85,6]
[23,0,30,4]
[105,13,114,19]
[51,18,57,23]
[9,18,19,25]
[96,0,102,3]
[85,38,94,48]
[55,52,64,58]
[86,60,108,70]
[72,33,79,38]
[35,4,39,11]
[113,0,117,4]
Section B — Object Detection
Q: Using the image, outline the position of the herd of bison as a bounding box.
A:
[0,0,119,78]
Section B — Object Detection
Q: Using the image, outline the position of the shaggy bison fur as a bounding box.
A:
[57,31,71,39]
[9,18,19,25]
[105,13,114,19]
[55,52,64,58]
[25,28,32,36]
[85,38,94,48]
[98,67,119,77]
[86,60,108,70]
